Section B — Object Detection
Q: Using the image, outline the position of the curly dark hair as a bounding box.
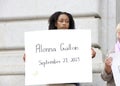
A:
[48,11,75,30]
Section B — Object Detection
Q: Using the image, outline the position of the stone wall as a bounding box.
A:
[0,0,116,86]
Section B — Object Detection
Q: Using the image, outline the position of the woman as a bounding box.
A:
[48,11,80,86]
[101,23,120,86]
[23,11,96,86]
[48,11,96,58]
[48,11,75,30]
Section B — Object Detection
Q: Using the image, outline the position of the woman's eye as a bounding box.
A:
[58,20,69,23]
[64,21,69,23]
[59,20,63,22]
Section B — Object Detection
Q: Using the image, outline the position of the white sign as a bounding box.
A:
[111,53,120,86]
[25,30,92,85]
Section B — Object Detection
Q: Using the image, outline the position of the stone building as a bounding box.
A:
[0,0,119,86]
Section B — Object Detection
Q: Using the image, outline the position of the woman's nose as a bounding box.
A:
[62,21,67,25]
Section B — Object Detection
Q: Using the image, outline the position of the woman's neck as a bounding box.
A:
[118,39,120,43]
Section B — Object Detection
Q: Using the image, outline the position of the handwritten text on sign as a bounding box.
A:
[25,30,92,85]
[36,43,80,67]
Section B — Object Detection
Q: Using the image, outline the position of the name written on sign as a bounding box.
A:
[35,43,79,53]
[35,43,80,68]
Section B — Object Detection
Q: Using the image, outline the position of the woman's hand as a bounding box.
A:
[104,57,112,74]
[91,48,96,58]
[23,54,26,62]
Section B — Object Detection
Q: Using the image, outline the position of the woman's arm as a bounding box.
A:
[101,57,113,81]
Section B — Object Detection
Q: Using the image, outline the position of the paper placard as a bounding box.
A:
[111,53,120,86]
[25,29,92,85]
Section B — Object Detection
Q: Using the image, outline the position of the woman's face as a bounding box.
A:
[55,14,69,29]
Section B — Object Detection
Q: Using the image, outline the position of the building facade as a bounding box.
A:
[0,0,118,86]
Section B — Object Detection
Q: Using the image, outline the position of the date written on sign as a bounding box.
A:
[38,57,80,67]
